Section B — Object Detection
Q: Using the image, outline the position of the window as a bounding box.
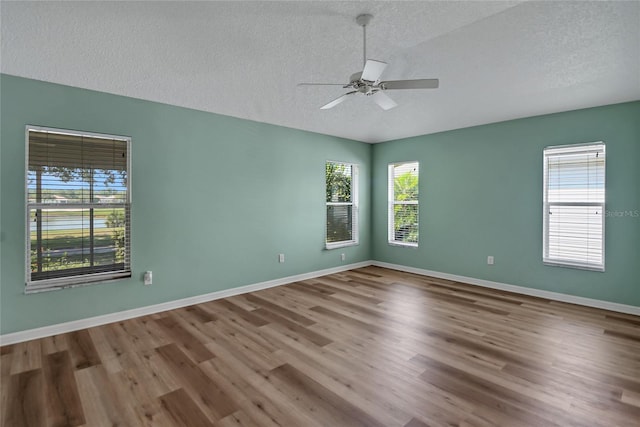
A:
[326,161,358,248]
[543,142,605,271]
[388,162,419,246]
[26,126,131,292]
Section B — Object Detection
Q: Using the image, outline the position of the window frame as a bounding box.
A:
[24,125,132,293]
[388,161,419,248]
[325,161,359,250]
[542,141,605,272]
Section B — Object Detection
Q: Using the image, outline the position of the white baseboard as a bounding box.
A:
[371,261,640,316]
[3,260,638,345]
[0,261,372,345]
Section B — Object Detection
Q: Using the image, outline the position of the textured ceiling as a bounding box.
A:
[2,1,639,143]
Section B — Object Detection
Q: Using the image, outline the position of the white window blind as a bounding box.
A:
[326,162,358,249]
[543,142,605,271]
[26,126,131,292]
[388,162,419,246]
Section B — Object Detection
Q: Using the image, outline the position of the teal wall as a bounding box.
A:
[0,74,372,334]
[372,101,640,306]
[1,74,638,336]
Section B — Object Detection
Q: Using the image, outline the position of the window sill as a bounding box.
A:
[388,241,419,248]
[543,260,604,272]
[325,241,359,250]
[25,271,132,294]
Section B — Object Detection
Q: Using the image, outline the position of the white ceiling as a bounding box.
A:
[2,1,639,143]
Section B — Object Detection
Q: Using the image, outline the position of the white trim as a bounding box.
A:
[4,259,639,345]
[0,261,371,345]
[325,241,358,250]
[25,271,131,294]
[371,261,640,316]
[387,241,419,249]
[325,161,359,248]
[25,125,133,292]
[388,161,420,246]
[542,141,605,272]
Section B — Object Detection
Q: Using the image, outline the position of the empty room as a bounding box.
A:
[1,1,639,426]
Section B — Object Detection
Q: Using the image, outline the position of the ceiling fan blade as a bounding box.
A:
[320,91,357,110]
[297,83,348,87]
[380,79,439,90]
[361,60,388,82]
[372,91,397,110]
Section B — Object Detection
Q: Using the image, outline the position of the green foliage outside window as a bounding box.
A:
[106,210,126,263]
[326,163,352,203]
[393,169,419,243]
[326,162,354,243]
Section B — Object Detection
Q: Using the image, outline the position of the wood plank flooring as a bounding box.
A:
[1,266,639,426]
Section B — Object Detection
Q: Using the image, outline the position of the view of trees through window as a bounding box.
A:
[27,128,130,284]
[390,162,419,244]
[326,162,356,245]
[29,171,128,279]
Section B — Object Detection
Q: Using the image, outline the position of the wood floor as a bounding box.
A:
[1,266,639,427]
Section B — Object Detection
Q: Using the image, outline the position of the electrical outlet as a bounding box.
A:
[279,253,285,263]
[341,253,346,261]
[144,271,153,285]
[487,256,494,265]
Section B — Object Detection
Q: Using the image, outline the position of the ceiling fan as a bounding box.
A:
[298,14,439,110]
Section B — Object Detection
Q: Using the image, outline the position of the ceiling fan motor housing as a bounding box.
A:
[346,71,377,95]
